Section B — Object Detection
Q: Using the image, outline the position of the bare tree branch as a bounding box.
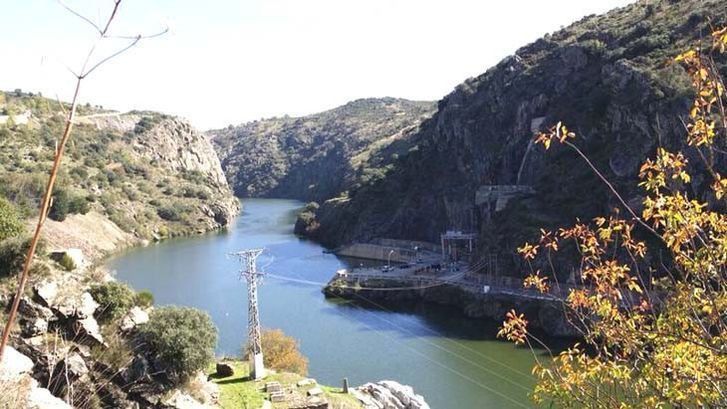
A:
[57,0,102,34]
[81,36,140,78]
[0,0,166,363]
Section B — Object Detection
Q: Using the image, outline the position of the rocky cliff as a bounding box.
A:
[306,0,727,275]
[209,98,435,202]
[0,93,240,244]
[0,90,244,408]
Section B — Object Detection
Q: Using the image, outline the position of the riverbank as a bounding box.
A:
[26,197,241,277]
[324,274,578,338]
[209,360,432,409]
[111,199,540,408]
[209,360,362,408]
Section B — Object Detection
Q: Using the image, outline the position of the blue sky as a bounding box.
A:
[1,0,633,129]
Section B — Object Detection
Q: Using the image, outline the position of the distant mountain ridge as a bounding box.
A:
[300,0,727,274]
[208,97,436,202]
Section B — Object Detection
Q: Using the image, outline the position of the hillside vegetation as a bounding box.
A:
[210,97,435,202]
[0,89,240,408]
[0,90,239,243]
[305,0,727,274]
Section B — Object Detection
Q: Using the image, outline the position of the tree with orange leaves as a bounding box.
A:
[499,28,727,408]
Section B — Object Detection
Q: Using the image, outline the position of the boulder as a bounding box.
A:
[0,347,71,409]
[48,353,89,392]
[0,346,34,382]
[34,280,59,309]
[51,249,85,271]
[72,316,105,346]
[307,387,323,397]
[26,382,74,409]
[353,381,430,409]
[161,389,211,409]
[19,297,54,321]
[120,306,149,331]
[193,371,220,405]
[215,362,234,377]
[297,378,316,387]
[77,292,99,319]
[33,280,98,319]
[21,317,49,338]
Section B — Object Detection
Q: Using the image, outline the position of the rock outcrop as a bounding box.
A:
[308,0,727,277]
[0,346,72,409]
[1,94,240,244]
[37,212,135,264]
[5,274,219,409]
[353,380,430,409]
[210,98,435,202]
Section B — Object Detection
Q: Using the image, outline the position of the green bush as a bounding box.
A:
[0,197,23,241]
[69,166,89,180]
[134,290,154,308]
[89,281,136,322]
[48,188,70,221]
[157,206,181,221]
[0,236,44,277]
[141,306,217,383]
[68,195,90,215]
[58,253,76,271]
[48,188,91,221]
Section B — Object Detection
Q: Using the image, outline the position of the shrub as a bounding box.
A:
[68,195,90,215]
[69,166,88,180]
[89,281,136,322]
[48,189,88,221]
[58,253,76,271]
[0,236,44,277]
[134,290,154,308]
[141,306,217,383]
[244,328,308,376]
[48,188,70,221]
[195,189,210,200]
[133,116,160,134]
[157,206,181,221]
[0,197,23,241]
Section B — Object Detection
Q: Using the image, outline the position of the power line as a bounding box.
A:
[342,300,532,409]
[346,290,533,392]
[267,258,535,398]
[345,287,534,379]
[268,270,534,379]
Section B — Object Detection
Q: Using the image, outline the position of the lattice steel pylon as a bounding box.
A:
[231,248,266,379]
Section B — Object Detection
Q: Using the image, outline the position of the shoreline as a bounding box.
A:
[324,275,579,338]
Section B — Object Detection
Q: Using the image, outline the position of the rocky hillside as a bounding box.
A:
[209,98,435,202]
[0,88,242,407]
[0,90,240,246]
[304,0,727,273]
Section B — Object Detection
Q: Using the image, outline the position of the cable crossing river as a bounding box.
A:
[107,198,542,409]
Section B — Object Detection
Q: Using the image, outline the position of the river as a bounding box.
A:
[107,198,540,409]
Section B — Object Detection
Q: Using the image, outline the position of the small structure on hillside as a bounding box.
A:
[440,230,477,263]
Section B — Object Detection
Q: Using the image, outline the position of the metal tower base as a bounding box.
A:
[249,352,265,380]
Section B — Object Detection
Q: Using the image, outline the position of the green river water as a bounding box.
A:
[107,198,543,409]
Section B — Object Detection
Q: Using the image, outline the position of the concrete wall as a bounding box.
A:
[335,243,417,263]
[370,238,441,253]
